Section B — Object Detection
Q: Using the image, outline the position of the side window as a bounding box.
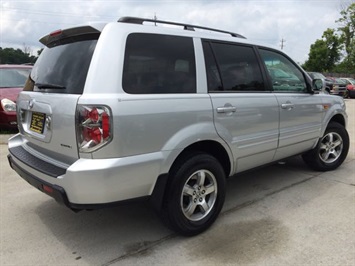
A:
[202,42,223,91]
[123,33,196,94]
[203,41,265,92]
[259,49,307,92]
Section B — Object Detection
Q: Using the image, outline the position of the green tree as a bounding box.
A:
[303,40,328,72]
[303,2,355,73]
[303,29,341,72]
[0,47,37,64]
[337,3,355,59]
[336,2,355,72]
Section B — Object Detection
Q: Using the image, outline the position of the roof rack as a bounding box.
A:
[118,16,246,39]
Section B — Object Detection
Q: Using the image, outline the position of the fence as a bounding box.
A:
[323,73,355,78]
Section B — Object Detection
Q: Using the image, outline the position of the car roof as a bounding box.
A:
[110,19,269,48]
[47,17,281,52]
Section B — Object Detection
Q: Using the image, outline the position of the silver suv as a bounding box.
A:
[8,17,349,236]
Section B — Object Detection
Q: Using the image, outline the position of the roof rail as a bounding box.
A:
[118,16,246,39]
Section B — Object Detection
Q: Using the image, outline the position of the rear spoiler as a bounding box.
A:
[39,26,101,48]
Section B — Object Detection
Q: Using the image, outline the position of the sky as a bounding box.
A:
[0,0,349,64]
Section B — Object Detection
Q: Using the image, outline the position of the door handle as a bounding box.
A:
[281,103,294,110]
[216,106,237,113]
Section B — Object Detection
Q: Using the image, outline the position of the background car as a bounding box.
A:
[308,72,334,94]
[326,77,347,97]
[0,64,32,129]
[340,77,355,98]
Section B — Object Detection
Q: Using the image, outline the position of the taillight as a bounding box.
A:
[76,105,112,152]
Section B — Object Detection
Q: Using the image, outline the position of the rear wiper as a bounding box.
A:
[35,83,66,89]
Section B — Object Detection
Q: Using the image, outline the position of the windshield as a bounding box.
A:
[335,78,345,84]
[0,68,32,88]
[30,39,97,94]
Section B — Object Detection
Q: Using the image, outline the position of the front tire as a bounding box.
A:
[302,122,349,171]
[161,153,226,236]
[344,90,349,98]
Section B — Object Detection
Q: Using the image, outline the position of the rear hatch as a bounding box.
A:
[16,25,103,164]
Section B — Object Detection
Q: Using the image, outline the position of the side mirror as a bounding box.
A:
[312,78,325,92]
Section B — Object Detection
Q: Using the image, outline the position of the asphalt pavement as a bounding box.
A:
[1,100,354,265]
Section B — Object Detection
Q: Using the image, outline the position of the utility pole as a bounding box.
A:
[280,38,286,50]
[154,13,157,26]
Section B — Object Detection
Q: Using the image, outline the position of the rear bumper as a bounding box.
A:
[8,154,71,207]
[8,154,150,210]
[8,135,167,208]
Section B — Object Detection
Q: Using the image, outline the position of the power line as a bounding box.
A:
[1,17,76,26]
[1,6,116,19]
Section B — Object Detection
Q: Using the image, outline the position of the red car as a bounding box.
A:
[0,64,32,129]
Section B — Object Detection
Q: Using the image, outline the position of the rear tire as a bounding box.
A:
[302,122,349,171]
[161,153,226,236]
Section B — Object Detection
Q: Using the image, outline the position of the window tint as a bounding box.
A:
[31,39,97,94]
[259,49,307,92]
[123,33,196,94]
[203,41,265,92]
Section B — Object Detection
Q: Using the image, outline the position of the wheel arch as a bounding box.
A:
[173,140,232,178]
[150,140,233,212]
[303,119,350,171]
[320,99,347,138]
[320,113,347,139]
[328,114,346,128]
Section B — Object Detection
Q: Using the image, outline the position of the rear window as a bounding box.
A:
[203,41,265,92]
[30,39,97,94]
[123,33,196,94]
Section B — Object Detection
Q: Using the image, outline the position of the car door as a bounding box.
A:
[203,41,279,173]
[258,48,323,160]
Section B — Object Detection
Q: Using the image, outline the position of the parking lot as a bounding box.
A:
[1,100,354,265]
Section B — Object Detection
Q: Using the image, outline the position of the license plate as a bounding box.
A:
[30,112,46,134]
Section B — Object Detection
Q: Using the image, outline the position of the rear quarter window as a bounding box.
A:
[123,33,196,94]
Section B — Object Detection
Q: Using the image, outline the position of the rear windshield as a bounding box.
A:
[30,39,97,94]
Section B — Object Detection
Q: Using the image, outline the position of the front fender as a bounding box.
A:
[320,95,348,136]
